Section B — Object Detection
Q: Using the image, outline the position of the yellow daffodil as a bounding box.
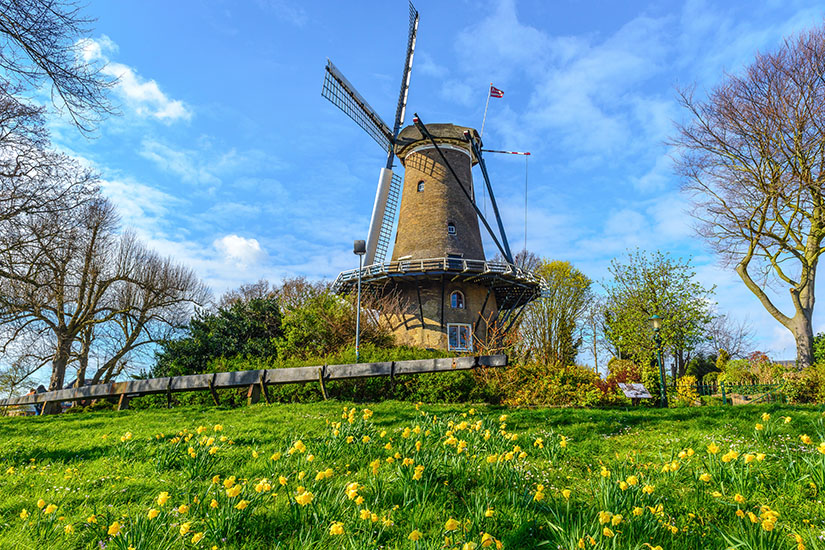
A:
[19,509,28,519]
[178,504,189,514]
[191,532,204,543]
[108,521,121,536]
[445,517,460,531]
[148,508,159,520]
[157,492,170,506]
[295,490,313,506]
[44,504,57,514]
[180,522,191,536]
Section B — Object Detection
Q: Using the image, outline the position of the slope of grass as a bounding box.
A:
[1,401,824,549]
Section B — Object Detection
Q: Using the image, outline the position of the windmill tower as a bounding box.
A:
[323,2,542,351]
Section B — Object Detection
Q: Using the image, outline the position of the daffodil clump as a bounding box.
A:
[2,403,825,549]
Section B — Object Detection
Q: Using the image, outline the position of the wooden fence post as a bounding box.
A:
[209,373,220,406]
[247,383,261,406]
[117,394,131,411]
[259,371,270,404]
[318,366,328,401]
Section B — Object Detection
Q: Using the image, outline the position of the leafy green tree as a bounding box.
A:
[685,353,719,383]
[517,260,591,367]
[153,298,282,377]
[603,250,715,381]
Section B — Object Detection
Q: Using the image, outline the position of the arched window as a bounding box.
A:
[447,222,456,235]
[450,290,465,309]
[417,181,425,192]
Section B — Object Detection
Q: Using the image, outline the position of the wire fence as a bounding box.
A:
[695,381,785,405]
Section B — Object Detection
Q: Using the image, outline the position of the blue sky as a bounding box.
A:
[42,0,825,362]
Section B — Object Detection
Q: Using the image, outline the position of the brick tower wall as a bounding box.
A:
[392,142,485,262]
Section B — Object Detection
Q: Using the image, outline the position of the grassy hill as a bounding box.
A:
[1,401,824,549]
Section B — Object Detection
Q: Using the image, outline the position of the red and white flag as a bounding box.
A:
[489,85,504,98]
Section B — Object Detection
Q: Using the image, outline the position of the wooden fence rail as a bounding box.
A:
[0,354,507,413]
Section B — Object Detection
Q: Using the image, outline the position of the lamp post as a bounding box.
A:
[649,314,668,408]
[353,240,366,363]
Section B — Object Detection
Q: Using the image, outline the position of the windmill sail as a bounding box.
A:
[322,60,393,153]
[320,2,419,267]
[366,2,419,265]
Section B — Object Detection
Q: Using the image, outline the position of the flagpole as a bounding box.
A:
[480,82,492,138]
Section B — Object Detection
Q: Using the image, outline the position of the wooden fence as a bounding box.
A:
[0,354,507,413]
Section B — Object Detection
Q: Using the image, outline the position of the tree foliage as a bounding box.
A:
[153,297,282,377]
[603,250,715,379]
[673,24,825,367]
[517,259,591,367]
[153,278,395,377]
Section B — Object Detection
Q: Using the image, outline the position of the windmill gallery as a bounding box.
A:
[322,3,546,352]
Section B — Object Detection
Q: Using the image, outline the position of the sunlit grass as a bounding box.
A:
[1,401,824,549]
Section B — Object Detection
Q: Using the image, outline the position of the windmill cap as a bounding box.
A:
[394,123,481,165]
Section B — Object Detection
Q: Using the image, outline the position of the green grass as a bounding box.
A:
[1,401,824,549]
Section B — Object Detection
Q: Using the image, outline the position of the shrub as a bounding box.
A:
[606,358,641,384]
[502,362,619,407]
[718,352,788,384]
[640,362,662,404]
[783,364,825,404]
[675,375,699,406]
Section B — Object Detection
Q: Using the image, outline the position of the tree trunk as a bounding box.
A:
[43,335,71,415]
[792,316,814,369]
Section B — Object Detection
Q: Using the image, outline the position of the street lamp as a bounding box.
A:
[353,240,366,363]
[649,314,668,408]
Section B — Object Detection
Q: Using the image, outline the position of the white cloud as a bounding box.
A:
[214,234,266,267]
[139,139,221,187]
[417,52,448,78]
[79,36,191,123]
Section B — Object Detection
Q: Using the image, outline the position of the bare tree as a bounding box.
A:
[81,240,210,385]
[219,279,276,309]
[579,295,608,374]
[0,0,115,132]
[701,314,755,359]
[674,25,825,367]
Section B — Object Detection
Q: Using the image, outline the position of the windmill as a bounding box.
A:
[322,2,542,351]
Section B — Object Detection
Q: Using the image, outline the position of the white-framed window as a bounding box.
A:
[447,222,456,235]
[417,181,425,192]
[450,290,465,309]
[447,323,473,351]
